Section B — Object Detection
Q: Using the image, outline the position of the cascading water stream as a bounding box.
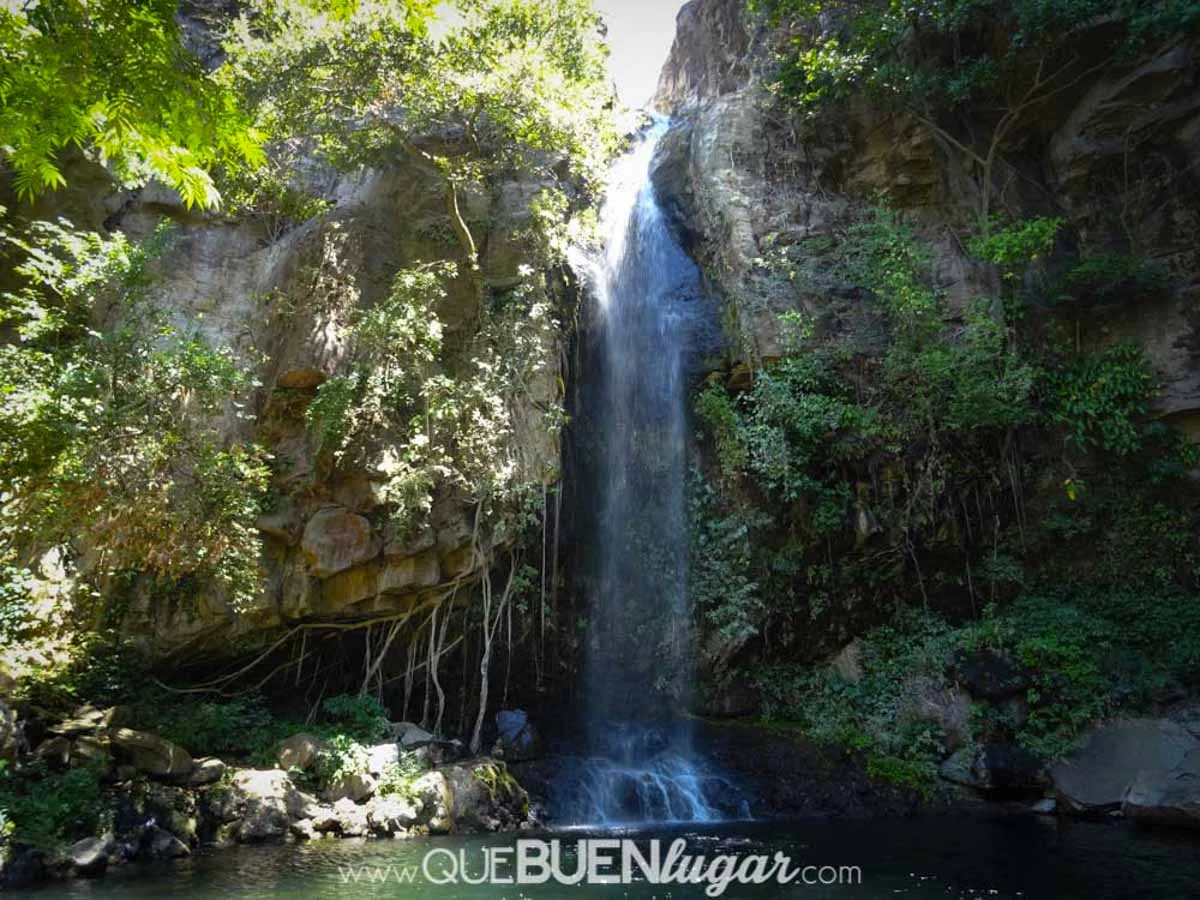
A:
[559,120,733,825]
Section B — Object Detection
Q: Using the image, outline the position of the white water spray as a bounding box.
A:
[563,120,729,824]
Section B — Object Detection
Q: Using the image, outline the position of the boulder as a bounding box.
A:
[49,705,128,736]
[391,722,436,748]
[290,818,318,841]
[325,771,377,804]
[329,798,369,837]
[110,729,193,779]
[411,770,453,833]
[952,649,1030,700]
[70,733,112,766]
[68,836,111,877]
[1121,750,1200,829]
[308,805,341,834]
[1050,719,1200,814]
[410,740,464,768]
[494,710,543,762]
[301,507,378,578]
[901,675,971,751]
[938,748,976,787]
[34,736,72,767]
[277,733,325,771]
[432,760,530,833]
[144,825,190,860]
[219,769,314,842]
[139,783,200,845]
[938,743,1044,793]
[366,795,422,834]
[310,799,369,836]
[188,757,228,786]
[832,640,864,683]
[365,742,401,776]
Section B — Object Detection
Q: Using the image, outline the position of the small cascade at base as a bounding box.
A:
[552,724,736,825]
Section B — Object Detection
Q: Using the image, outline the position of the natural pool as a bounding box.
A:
[39,815,1200,899]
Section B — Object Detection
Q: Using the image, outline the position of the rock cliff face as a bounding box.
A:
[651,0,1200,417]
[57,152,569,656]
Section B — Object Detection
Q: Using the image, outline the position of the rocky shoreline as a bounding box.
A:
[5,703,1200,890]
[0,709,534,890]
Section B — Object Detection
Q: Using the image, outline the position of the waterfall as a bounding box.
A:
[560,119,730,825]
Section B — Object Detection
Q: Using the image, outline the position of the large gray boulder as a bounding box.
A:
[309,799,369,837]
[1050,719,1200,814]
[277,733,325,771]
[430,760,530,833]
[110,728,193,779]
[68,836,111,877]
[324,771,377,804]
[138,783,200,845]
[1121,750,1200,829]
[411,770,453,833]
[188,757,228,786]
[328,799,369,837]
[366,795,423,834]
[365,742,402,776]
[213,769,315,842]
[938,743,1045,793]
[392,722,436,748]
[49,705,128,736]
[144,825,190,860]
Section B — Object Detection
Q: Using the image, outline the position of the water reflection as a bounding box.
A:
[48,816,1200,899]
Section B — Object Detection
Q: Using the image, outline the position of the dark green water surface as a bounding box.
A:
[37,816,1200,899]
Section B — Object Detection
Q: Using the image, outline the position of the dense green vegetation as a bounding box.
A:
[0,0,267,207]
[0,0,613,680]
[0,216,271,689]
[1,0,1197,862]
[673,0,1200,795]
[0,682,421,849]
[763,0,1200,112]
[692,203,1200,788]
[760,0,1200,233]
[0,0,616,855]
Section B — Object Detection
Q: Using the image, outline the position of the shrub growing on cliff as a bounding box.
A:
[692,207,1039,642]
[221,0,617,234]
[306,262,562,535]
[691,202,1200,767]
[762,1,1200,233]
[763,0,1200,113]
[0,218,269,688]
[255,0,614,546]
